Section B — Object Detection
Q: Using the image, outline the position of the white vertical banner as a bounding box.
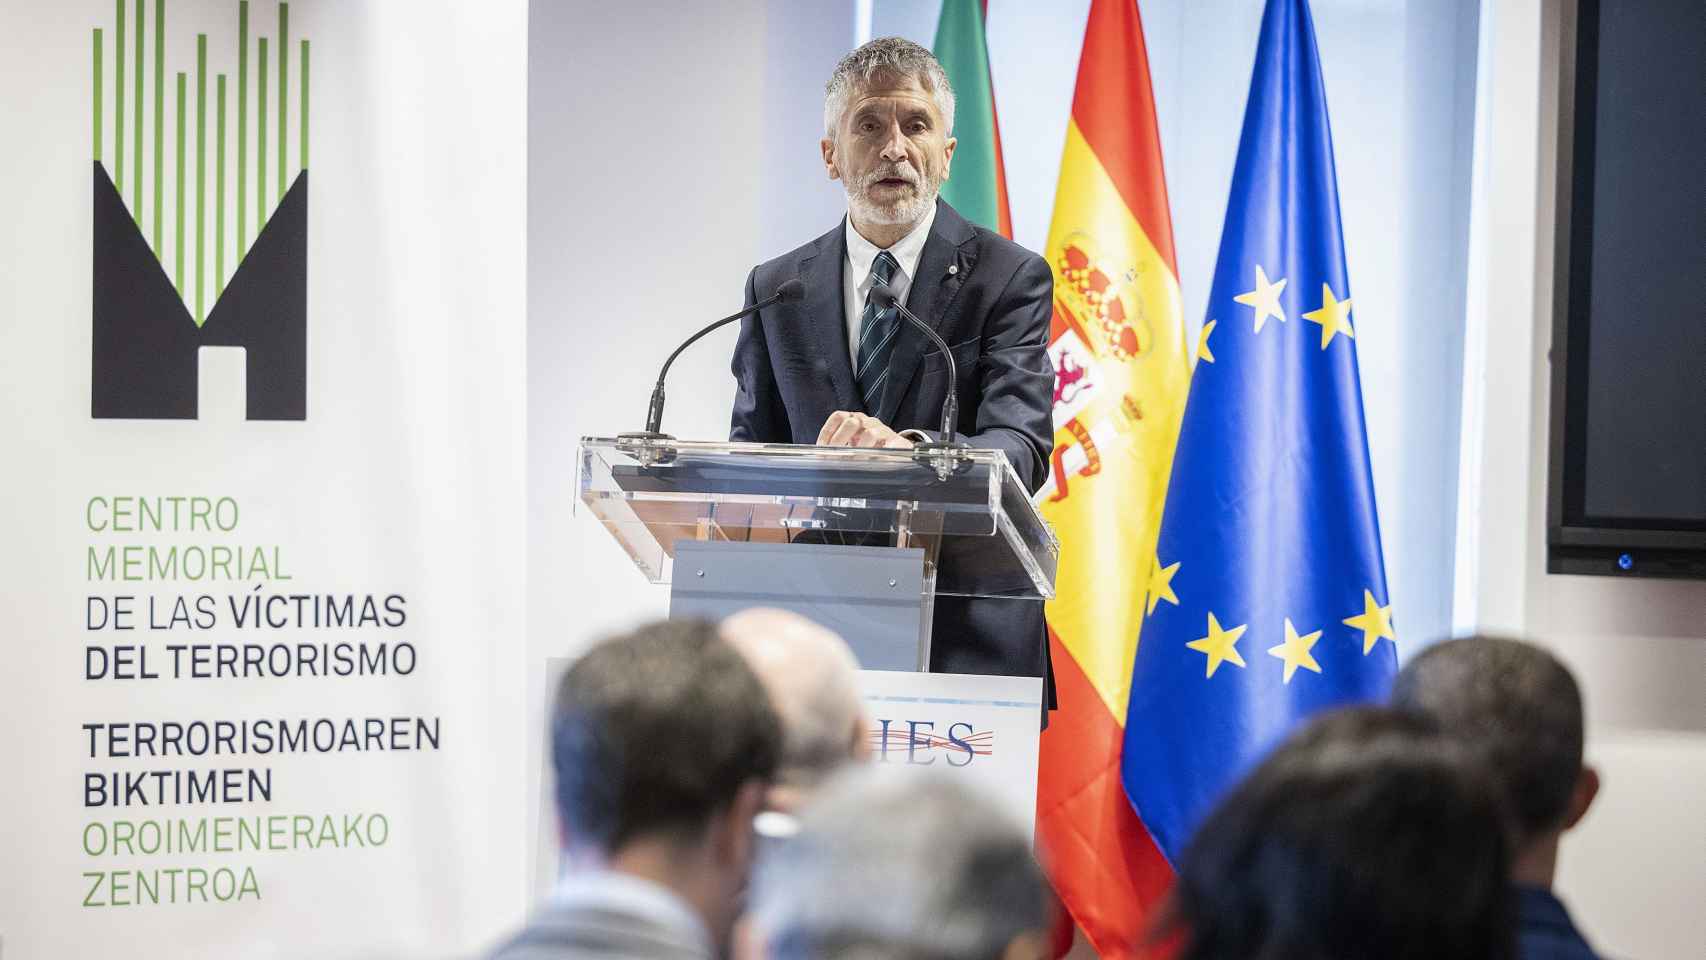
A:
[0,1,529,957]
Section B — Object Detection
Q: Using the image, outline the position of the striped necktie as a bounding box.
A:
[855,251,901,414]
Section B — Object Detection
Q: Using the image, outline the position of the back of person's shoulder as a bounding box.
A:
[1516,888,1604,960]
[1528,927,1603,960]
[488,917,705,960]
[1518,928,1604,960]
[490,891,713,960]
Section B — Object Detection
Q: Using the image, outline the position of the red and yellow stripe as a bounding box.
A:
[1036,1,1190,955]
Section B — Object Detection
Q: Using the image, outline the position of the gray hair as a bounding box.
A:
[750,768,1047,960]
[1391,635,1586,842]
[721,608,865,790]
[824,37,956,138]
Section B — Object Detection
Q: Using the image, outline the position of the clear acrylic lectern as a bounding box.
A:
[576,437,1059,672]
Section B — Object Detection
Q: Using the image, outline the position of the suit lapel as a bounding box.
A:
[800,223,859,412]
[875,200,976,425]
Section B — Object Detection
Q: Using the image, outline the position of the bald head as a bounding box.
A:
[721,609,868,791]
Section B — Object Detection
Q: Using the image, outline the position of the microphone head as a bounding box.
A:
[867,282,898,308]
[775,278,807,304]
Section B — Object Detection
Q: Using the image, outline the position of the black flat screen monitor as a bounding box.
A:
[1548,0,1706,578]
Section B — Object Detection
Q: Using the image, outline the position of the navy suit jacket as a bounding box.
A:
[730,200,1056,690]
[1516,886,1603,960]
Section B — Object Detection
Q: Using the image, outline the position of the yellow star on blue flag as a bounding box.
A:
[1120,0,1397,868]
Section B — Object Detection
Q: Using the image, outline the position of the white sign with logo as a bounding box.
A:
[857,670,1043,838]
[529,666,1044,899]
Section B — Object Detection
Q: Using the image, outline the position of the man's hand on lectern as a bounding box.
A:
[817,411,914,449]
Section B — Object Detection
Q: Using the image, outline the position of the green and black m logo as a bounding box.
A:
[92,1,308,420]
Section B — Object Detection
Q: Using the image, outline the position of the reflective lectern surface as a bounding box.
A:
[576,438,1058,599]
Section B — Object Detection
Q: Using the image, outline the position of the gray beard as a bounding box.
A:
[846,171,940,228]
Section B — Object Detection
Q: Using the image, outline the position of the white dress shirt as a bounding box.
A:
[843,204,937,360]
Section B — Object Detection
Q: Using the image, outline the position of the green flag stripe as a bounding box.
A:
[933,0,1003,234]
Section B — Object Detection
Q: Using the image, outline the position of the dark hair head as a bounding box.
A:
[1391,635,1585,841]
[1163,707,1514,960]
[551,618,782,853]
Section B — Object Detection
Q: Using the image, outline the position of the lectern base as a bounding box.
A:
[669,539,931,672]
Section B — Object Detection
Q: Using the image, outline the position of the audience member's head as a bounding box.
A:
[721,608,870,813]
[1163,707,1514,960]
[550,618,782,950]
[746,768,1050,960]
[1392,634,1599,888]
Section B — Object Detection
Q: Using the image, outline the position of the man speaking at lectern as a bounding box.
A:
[729,38,1055,690]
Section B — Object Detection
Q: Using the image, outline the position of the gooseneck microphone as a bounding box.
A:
[866,282,964,449]
[623,278,807,440]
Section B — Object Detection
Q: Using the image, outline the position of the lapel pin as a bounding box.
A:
[948,264,959,276]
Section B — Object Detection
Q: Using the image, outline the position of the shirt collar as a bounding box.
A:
[552,869,712,955]
[844,201,938,289]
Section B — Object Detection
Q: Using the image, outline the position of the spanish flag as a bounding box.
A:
[1035,0,1190,954]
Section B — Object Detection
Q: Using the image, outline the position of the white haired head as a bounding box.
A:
[721,608,867,792]
[823,36,956,138]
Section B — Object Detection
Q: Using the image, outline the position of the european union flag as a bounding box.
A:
[1119,0,1397,864]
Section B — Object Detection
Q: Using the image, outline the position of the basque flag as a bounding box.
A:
[1120,0,1399,864]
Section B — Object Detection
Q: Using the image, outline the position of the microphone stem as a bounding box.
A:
[658,291,781,389]
[881,294,961,444]
[643,290,782,436]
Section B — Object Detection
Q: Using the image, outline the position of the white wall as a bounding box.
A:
[526,0,856,661]
[525,0,859,897]
[1457,2,1706,956]
[528,0,764,648]
[761,1,860,253]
